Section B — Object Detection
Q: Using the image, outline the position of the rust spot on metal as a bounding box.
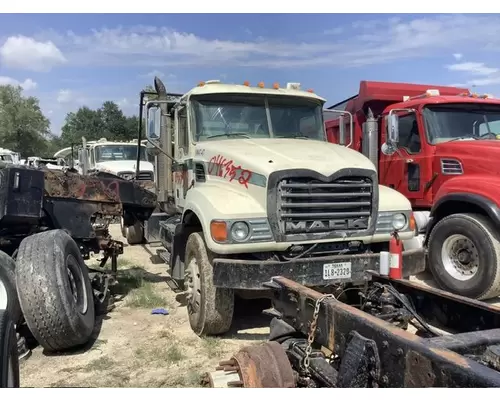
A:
[230,341,295,388]
[44,169,120,203]
[405,350,436,387]
[429,347,471,369]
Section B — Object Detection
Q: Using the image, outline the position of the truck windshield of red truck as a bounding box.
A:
[423,104,500,144]
[191,94,326,142]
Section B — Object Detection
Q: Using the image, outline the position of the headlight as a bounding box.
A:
[230,221,250,242]
[392,213,407,231]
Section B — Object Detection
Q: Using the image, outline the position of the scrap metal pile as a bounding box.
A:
[207,274,500,388]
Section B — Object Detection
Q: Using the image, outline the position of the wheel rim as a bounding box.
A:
[66,254,88,314]
[441,234,479,281]
[0,278,7,310]
[185,257,201,314]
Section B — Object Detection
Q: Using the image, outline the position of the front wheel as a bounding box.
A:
[428,213,500,300]
[126,221,144,245]
[184,232,234,336]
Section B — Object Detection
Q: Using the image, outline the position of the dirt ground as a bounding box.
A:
[18,224,500,388]
[19,224,270,388]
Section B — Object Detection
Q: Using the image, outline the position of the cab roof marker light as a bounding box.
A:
[286,82,301,90]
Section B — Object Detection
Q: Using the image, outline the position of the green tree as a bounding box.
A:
[60,106,105,147]
[0,85,51,157]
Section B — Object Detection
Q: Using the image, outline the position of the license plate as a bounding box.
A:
[323,262,352,280]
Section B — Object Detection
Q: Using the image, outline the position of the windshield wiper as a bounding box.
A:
[447,136,478,142]
[276,134,311,140]
[206,133,251,140]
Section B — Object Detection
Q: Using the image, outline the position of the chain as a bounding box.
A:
[303,294,335,372]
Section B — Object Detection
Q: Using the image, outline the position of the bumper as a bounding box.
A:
[212,248,426,290]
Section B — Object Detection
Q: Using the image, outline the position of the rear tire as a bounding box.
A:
[15,230,95,352]
[184,232,234,336]
[126,221,144,245]
[0,310,19,388]
[0,251,22,326]
[428,213,500,300]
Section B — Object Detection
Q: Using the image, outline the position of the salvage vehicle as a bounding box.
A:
[0,162,156,352]
[206,273,500,388]
[325,81,500,300]
[54,138,156,245]
[133,76,425,337]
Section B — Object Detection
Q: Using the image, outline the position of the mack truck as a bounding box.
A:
[54,138,155,182]
[54,138,156,244]
[325,80,500,301]
[135,76,425,337]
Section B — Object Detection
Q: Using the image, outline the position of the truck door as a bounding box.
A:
[379,112,429,204]
[173,105,191,209]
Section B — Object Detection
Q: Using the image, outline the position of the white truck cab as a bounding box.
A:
[54,138,155,181]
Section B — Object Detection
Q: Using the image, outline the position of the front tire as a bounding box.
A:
[428,213,500,300]
[0,310,19,388]
[15,230,95,352]
[0,251,22,326]
[126,221,144,245]
[184,232,234,336]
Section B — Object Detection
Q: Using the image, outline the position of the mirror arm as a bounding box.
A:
[145,137,177,165]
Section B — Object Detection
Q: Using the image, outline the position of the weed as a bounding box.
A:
[202,337,224,358]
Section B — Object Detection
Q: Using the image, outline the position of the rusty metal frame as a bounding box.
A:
[266,275,500,387]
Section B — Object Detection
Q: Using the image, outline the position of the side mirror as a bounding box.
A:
[147,106,161,139]
[381,142,397,156]
[381,112,401,156]
[338,115,346,146]
[388,113,399,145]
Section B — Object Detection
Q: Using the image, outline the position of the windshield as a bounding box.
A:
[0,154,13,163]
[191,94,325,142]
[423,104,500,144]
[95,145,147,162]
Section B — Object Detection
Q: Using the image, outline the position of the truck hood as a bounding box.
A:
[435,140,500,173]
[196,138,376,177]
[96,160,154,174]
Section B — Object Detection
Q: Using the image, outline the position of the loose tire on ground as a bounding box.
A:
[0,251,22,326]
[15,229,95,352]
[184,232,234,336]
[428,213,500,300]
[126,221,144,245]
[0,310,20,388]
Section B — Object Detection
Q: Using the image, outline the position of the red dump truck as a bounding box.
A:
[325,81,500,300]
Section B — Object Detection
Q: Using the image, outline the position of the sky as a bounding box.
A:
[0,13,499,136]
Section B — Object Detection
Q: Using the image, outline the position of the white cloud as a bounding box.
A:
[447,62,499,76]
[0,76,37,90]
[453,53,463,61]
[446,61,500,87]
[0,35,66,72]
[56,89,72,104]
[27,14,500,69]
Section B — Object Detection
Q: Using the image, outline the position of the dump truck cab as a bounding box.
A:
[140,77,424,337]
[326,80,500,300]
[54,138,155,181]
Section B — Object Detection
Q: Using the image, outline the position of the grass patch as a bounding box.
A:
[83,355,116,372]
[168,371,205,388]
[201,337,224,358]
[134,343,187,366]
[125,281,166,308]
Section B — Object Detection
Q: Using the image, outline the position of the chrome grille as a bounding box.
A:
[277,176,373,236]
[137,171,154,181]
[440,158,463,175]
